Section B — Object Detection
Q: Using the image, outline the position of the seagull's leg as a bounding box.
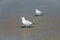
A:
[25,25,27,29]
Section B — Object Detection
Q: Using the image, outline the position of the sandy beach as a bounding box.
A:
[0,0,60,40]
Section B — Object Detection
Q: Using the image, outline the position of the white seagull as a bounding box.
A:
[35,9,43,16]
[21,17,32,29]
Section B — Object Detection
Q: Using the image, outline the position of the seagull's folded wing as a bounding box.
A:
[26,20,32,24]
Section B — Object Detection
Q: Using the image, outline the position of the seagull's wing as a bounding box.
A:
[26,20,32,24]
[39,11,42,14]
[35,9,42,14]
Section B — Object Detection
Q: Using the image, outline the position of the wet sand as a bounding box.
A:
[0,15,60,40]
[0,0,60,40]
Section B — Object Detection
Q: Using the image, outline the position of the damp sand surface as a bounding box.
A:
[0,0,60,40]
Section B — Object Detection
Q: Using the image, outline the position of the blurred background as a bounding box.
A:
[0,0,60,40]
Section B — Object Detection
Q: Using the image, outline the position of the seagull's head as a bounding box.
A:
[21,17,25,20]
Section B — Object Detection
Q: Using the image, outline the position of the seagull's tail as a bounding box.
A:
[29,22,32,25]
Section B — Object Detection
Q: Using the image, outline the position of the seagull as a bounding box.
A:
[35,9,43,16]
[21,17,32,29]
